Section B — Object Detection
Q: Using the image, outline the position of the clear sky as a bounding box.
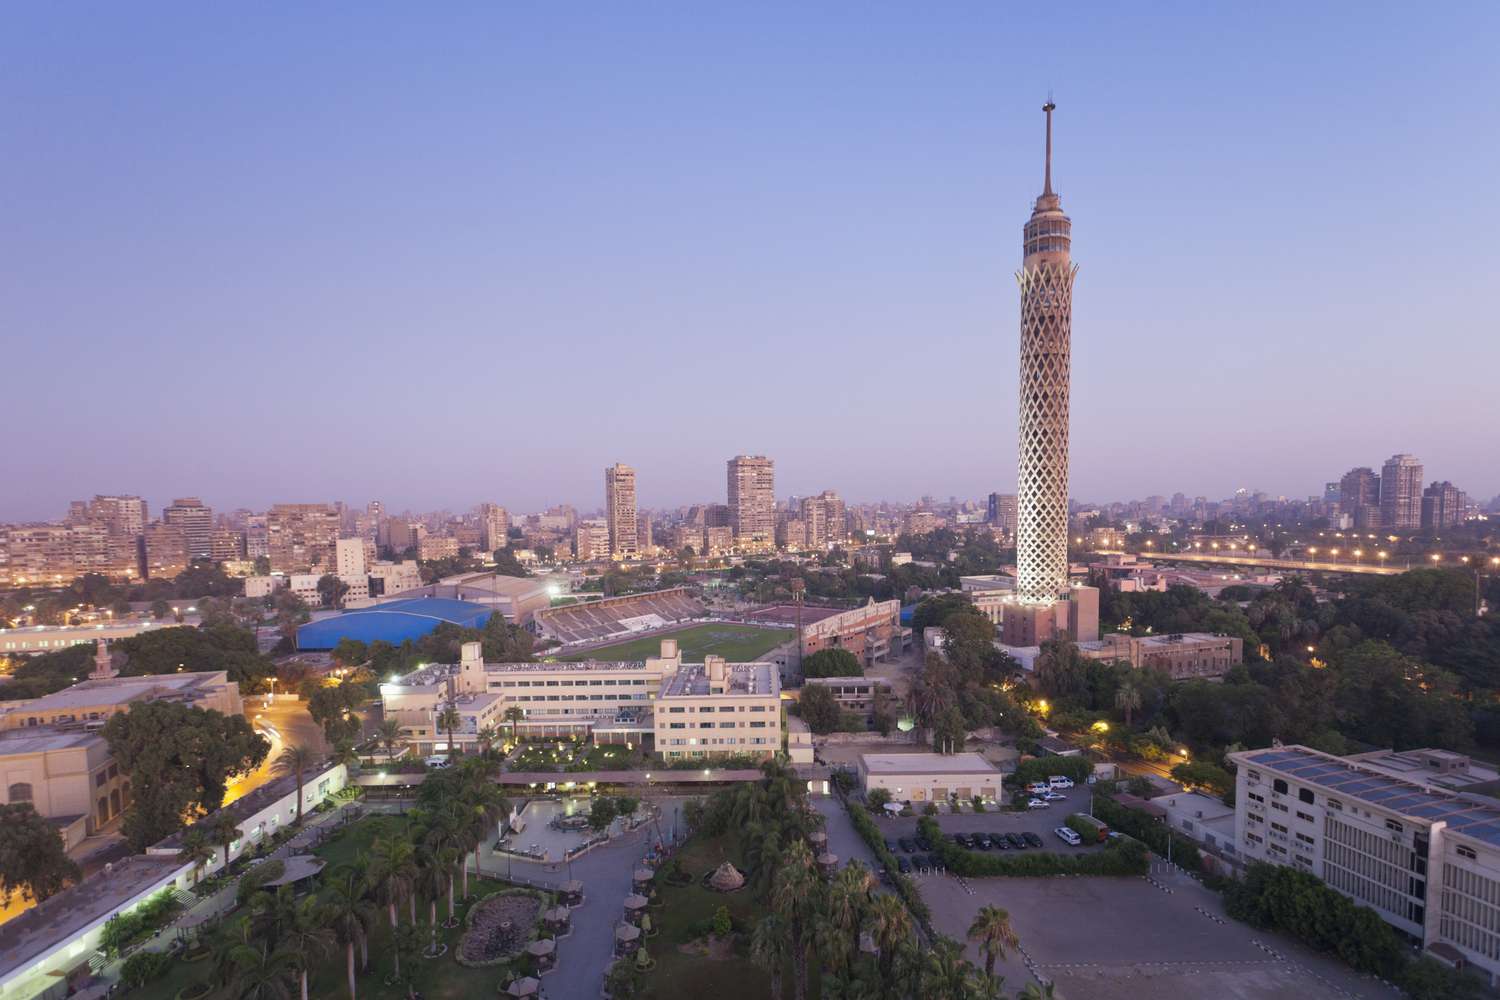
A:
[4,3,1497,519]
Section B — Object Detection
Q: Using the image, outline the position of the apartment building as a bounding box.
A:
[161,498,213,561]
[480,503,510,553]
[417,535,460,561]
[727,455,775,543]
[1229,744,1500,984]
[574,519,609,561]
[266,503,341,573]
[0,523,131,586]
[379,638,781,761]
[604,463,639,559]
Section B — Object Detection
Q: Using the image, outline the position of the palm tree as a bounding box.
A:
[249,885,299,950]
[280,895,336,1000]
[206,811,242,870]
[436,701,462,756]
[771,839,820,1000]
[226,940,296,1000]
[424,809,465,924]
[502,706,524,746]
[391,923,423,998]
[273,744,315,825]
[458,769,508,897]
[921,936,977,1000]
[1115,682,1142,728]
[868,893,911,979]
[750,911,789,1000]
[179,828,215,884]
[476,725,498,758]
[366,835,418,930]
[417,847,452,956]
[377,719,403,759]
[322,867,375,999]
[967,904,1019,985]
[1018,982,1057,1000]
[824,862,874,973]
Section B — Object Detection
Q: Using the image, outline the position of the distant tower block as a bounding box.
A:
[92,638,118,680]
[1014,99,1078,606]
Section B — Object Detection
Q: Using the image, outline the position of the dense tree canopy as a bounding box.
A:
[800,648,862,678]
[797,683,842,734]
[105,701,270,850]
[0,803,80,904]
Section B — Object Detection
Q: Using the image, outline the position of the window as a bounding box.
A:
[1296,811,1314,823]
[1457,845,1477,860]
[1272,779,1288,795]
[1327,798,1343,811]
[7,782,32,803]
[1299,789,1314,804]
[1386,819,1404,834]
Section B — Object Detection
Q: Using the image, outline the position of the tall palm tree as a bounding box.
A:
[1114,682,1142,728]
[436,701,462,756]
[750,911,789,1000]
[377,719,403,759]
[824,862,875,972]
[771,839,820,1000]
[459,768,508,896]
[249,885,299,951]
[502,706,524,746]
[868,893,912,979]
[476,725,498,757]
[417,846,452,956]
[280,895,336,1000]
[273,745,316,825]
[366,836,417,930]
[206,811,242,870]
[179,828,215,884]
[322,867,375,1000]
[226,939,295,1000]
[424,808,465,923]
[967,904,1019,986]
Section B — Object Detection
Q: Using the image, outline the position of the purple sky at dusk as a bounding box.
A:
[4,4,1497,520]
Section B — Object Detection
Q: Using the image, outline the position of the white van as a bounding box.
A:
[1048,776,1074,789]
[1054,826,1082,846]
[425,755,451,769]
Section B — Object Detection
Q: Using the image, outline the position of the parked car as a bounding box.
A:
[915,835,933,852]
[1049,776,1075,789]
[1043,791,1067,802]
[884,839,898,853]
[954,833,973,848]
[974,833,993,850]
[992,833,1010,850]
[898,838,916,853]
[1026,782,1050,795]
[1026,798,1049,809]
[1005,832,1027,849]
[425,755,451,769]
[1022,831,1044,848]
[897,856,912,874]
[1054,826,1082,846]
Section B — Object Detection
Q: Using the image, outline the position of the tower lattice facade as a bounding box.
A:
[1014,102,1077,605]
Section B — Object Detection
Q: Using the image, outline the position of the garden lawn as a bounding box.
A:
[558,623,792,663]
[643,830,821,1000]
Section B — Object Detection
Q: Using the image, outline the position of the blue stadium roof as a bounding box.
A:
[296,598,494,650]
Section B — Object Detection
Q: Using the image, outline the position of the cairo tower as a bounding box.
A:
[1001,101,1099,646]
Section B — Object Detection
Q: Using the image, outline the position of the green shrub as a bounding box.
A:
[236,859,286,905]
[1009,756,1093,789]
[121,950,173,988]
[843,795,931,924]
[1091,795,1203,872]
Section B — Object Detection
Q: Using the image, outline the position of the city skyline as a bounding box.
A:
[5,6,1498,515]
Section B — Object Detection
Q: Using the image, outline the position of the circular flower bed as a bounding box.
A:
[176,983,213,1000]
[457,889,544,967]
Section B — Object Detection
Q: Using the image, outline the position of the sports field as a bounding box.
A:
[557,622,793,662]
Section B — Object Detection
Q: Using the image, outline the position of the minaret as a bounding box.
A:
[92,639,118,680]
[1014,100,1078,606]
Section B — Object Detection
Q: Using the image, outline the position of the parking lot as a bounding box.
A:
[913,839,1392,1000]
[873,783,1103,859]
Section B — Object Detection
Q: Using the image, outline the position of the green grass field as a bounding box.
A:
[557,623,792,663]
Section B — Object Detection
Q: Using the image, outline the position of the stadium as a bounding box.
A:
[535,586,706,645]
[295,597,493,650]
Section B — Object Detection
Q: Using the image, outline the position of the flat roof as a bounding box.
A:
[860,752,999,775]
[1240,746,1500,849]
[662,663,775,698]
[0,727,102,755]
[14,671,226,712]
[0,855,184,980]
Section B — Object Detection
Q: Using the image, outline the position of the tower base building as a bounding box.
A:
[999,584,1099,646]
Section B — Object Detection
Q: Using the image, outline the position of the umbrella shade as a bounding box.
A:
[632,868,654,883]
[507,976,540,997]
[544,906,570,924]
[808,831,827,843]
[817,853,838,866]
[526,938,556,957]
[562,880,584,894]
[623,894,649,910]
[616,923,641,942]
[882,802,903,814]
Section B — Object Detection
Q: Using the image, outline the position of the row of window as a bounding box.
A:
[492,678,650,688]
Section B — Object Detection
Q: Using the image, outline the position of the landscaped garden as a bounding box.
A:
[557,623,792,664]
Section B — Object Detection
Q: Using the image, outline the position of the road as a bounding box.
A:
[224,696,325,807]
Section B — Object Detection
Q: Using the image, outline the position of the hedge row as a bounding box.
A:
[843,796,931,924]
[1009,755,1093,789]
[917,817,1148,877]
[1090,795,1204,872]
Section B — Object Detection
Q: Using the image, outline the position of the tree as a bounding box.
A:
[322,867,375,1000]
[750,911,788,1000]
[922,936,979,1000]
[367,835,418,929]
[712,904,732,937]
[207,812,243,869]
[588,796,619,832]
[105,701,269,850]
[797,683,842,734]
[801,648,862,678]
[771,839,821,1000]
[278,895,335,1000]
[437,701,462,755]
[0,803,80,904]
[1115,682,1142,728]
[967,904,1019,983]
[304,682,363,748]
[377,718,403,758]
[316,575,350,610]
[1170,760,1235,801]
[492,547,531,578]
[503,706,525,745]
[179,828,215,884]
[332,638,368,667]
[912,593,974,635]
[274,745,316,825]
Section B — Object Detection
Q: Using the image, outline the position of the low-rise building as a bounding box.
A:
[804,676,884,713]
[1229,744,1500,984]
[1149,789,1238,869]
[1077,632,1243,680]
[1,670,243,731]
[857,751,1002,804]
[0,728,127,848]
[0,620,184,657]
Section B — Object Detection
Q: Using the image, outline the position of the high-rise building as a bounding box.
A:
[1339,467,1381,528]
[88,495,147,541]
[1380,454,1424,531]
[1014,102,1075,605]
[162,497,213,561]
[798,491,845,549]
[266,503,341,573]
[479,503,510,554]
[727,455,775,543]
[987,493,1019,534]
[140,522,190,580]
[574,519,610,561]
[1421,481,1466,530]
[999,103,1097,646]
[604,463,639,559]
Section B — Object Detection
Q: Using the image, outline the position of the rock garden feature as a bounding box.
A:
[705,861,745,892]
[457,888,545,967]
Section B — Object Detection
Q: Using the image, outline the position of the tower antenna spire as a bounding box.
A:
[1042,96,1056,196]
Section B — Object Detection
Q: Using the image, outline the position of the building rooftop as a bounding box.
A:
[0,854,184,981]
[661,663,776,698]
[860,752,999,775]
[805,676,874,686]
[1240,746,1500,849]
[0,727,102,755]
[11,671,228,713]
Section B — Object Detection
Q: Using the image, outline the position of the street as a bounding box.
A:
[223,696,325,808]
